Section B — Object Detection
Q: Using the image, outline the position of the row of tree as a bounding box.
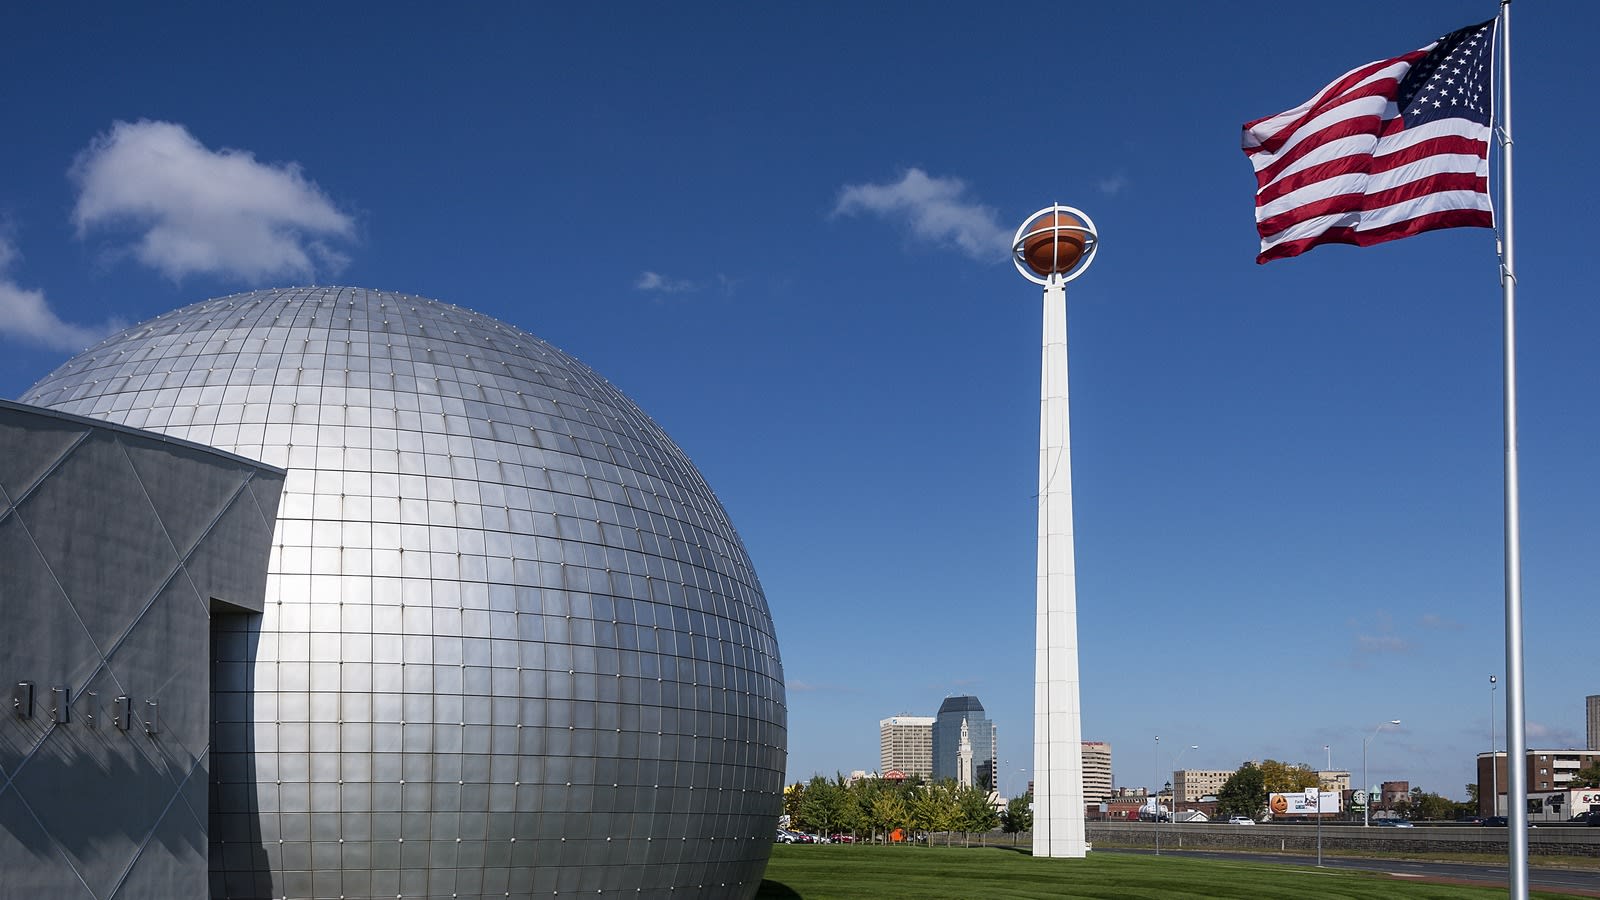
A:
[783,774,1025,845]
[1213,760,1476,821]
[788,761,1600,838]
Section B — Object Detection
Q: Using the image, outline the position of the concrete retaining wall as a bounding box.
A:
[1084,822,1600,857]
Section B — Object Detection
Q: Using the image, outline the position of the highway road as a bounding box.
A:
[1104,848,1600,896]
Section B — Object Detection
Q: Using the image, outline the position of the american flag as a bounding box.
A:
[1243,19,1496,264]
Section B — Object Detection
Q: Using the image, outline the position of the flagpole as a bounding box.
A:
[1495,2,1528,898]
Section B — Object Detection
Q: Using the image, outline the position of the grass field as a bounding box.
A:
[755,844,1576,899]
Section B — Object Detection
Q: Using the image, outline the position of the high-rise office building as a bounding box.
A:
[933,696,996,789]
[1081,742,1113,802]
[1588,695,1600,750]
[879,716,934,780]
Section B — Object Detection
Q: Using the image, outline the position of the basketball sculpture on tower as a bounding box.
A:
[1016,207,1096,282]
[1014,205,1098,859]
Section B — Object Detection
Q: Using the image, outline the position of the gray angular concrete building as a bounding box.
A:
[5,286,787,899]
[0,400,285,900]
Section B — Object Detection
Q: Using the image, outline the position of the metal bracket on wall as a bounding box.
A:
[50,686,68,723]
[143,700,159,736]
[12,682,33,719]
[84,690,98,728]
[113,695,133,731]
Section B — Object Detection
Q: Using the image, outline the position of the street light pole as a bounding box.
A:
[1362,719,1401,826]
[1164,781,1172,847]
[1153,735,1160,856]
[1316,779,1324,867]
[1490,675,1498,818]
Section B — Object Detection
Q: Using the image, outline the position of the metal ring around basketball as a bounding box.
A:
[1012,204,1099,285]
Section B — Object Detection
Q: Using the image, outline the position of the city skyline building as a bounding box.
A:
[1173,769,1234,803]
[1081,741,1112,803]
[1317,770,1352,794]
[957,719,974,788]
[1476,748,1600,816]
[933,695,996,789]
[879,715,934,781]
[1588,695,1599,750]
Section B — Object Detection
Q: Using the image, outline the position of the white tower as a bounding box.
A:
[958,718,974,789]
[1013,206,1099,859]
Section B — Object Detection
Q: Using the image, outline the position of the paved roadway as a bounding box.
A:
[1104,848,1600,896]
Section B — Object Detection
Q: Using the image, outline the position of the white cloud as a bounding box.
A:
[1526,721,1581,747]
[635,271,698,293]
[1350,610,1409,656]
[1097,173,1129,195]
[834,168,1010,263]
[1418,612,1465,631]
[70,120,354,282]
[0,237,125,352]
[1355,633,1408,655]
[785,680,857,695]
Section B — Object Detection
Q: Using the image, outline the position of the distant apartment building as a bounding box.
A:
[1081,741,1113,802]
[1588,695,1600,750]
[879,716,934,781]
[1476,748,1600,816]
[1317,770,1351,793]
[1174,769,1234,803]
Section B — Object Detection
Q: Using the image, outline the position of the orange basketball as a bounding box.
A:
[1021,212,1087,276]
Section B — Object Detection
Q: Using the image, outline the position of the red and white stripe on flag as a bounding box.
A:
[1242,20,1496,264]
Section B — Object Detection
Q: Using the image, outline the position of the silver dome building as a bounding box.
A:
[22,286,787,900]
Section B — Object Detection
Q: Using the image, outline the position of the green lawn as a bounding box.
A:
[755,844,1574,899]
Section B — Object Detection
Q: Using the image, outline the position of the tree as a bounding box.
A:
[783,781,805,824]
[1002,792,1033,843]
[909,781,961,846]
[1405,788,1468,821]
[955,784,1000,846]
[1258,759,1320,792]
[1465,782,1480,809]
[1570,762,1600,789]
[848,778,883,841]
[796,775,843,836]
[832,774,865,838]
[1216,762,1268,821]
[870,789,909,843]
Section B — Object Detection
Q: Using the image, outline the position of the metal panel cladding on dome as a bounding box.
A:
[23,286,788,900]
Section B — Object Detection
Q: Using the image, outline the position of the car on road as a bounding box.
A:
[829,833,856,843]
[775,830,799,844]
[1482,816,1539,828]
[1377,820,1415,827]
[1227,816,1256,825]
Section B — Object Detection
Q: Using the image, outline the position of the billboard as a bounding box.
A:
[1268,790,1342,816]
[1527,788,1600,821]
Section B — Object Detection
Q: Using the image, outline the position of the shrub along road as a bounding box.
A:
[756,844,1594,899]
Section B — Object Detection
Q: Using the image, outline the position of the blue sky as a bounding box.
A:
[3,2,1596,801]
